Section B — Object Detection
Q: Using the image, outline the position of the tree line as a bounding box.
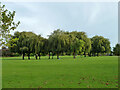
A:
[7,29,115,60]
[1,3,120,59]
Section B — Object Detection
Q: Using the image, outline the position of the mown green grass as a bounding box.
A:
[2,56,118,88]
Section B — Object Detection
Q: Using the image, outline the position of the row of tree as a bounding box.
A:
[7,29,114,60]
[1,3,120,59]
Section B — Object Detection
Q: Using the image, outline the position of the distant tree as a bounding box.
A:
[34,35,44,59]
[48,29,67,59]
[113,43,120,56]
[71,38,84,59]
[25,32,37,60]
[64,32,85,58]
[41,38,49,57]
[8,30,112,59]
[38,35,44,59]
[48,35,54,59]
[0,3,20,47]
[64,32,73,55]
[103,38,111,54]
[83,38,91,57]
[70,31,91,57]
[91,36,111,56]
[9,31,37,60]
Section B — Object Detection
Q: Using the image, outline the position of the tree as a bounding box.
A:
[34,35,44,59]
[70,37,84,59]
[48,29,67,59]
[0,3,20,47]
[91,36,111,56]
[113,43,120,56]
[25,32,37,60]
[41,38,48,57]
[70,31,91,57]
[48,35,54,59]
[63,32,72,55]
[8,31,37,60]
[64,32,85,58]
[102,38,111,55]
[9,31,27,60]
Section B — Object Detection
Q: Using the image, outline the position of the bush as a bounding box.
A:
[13,53,20,57]
[2,49,13,57]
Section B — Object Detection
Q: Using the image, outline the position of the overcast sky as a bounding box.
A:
[2,2,118,48]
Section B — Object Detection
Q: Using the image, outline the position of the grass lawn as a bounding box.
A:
[2,56,118,88]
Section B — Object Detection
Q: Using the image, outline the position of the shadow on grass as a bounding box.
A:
[2,55,88,60]
[2,56,60,60]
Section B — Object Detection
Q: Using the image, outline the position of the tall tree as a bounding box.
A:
[48,35,54,59]
[25,32,37,60]
[34,35,44,60]
[48,29,67,59]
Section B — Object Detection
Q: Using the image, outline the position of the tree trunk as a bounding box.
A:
[84,52,86,57]
[62,51,64,56]
[57,52,59,59]
[97,53,99,56]
[28,53,30,60]
[39,56,40,59]
[73,53,75,59]
[73,49,75,59]
[35,54,38,60]
[38,53,40,59]
[93,53,95,56]
[23,53,25,60]
[49,51,50,59]
[88,53,91,57]
[52,52,54,59]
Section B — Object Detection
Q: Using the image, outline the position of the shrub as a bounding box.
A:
[13,53,20,57]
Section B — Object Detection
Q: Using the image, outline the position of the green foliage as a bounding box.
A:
[48,29,69,59]
[13,53,20,57]
[20,46,28,53]
[0,3,20,46]
[113,43,120,56]
[91,36,111,56]
[8,30,113,59]
[70,31,91,56]
[7,37,19,48]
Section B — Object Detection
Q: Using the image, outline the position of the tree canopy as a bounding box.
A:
[91,36,111,56]
[7,29,113,60]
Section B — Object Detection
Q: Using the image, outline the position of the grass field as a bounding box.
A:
[2,56,118,88]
